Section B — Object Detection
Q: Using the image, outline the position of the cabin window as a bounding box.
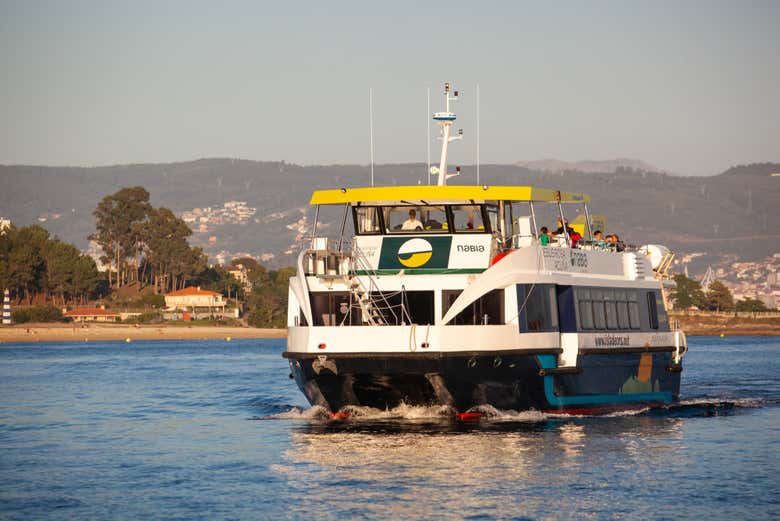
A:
[443,289,504,325]
[310,292,358,326]
[518,284,558,332]
[604,291,618,329]
[370,291,434,325]
[654,291,669,328]
[354,206,381,234]
[591,289,606,329]
[647,291,659,329]
[486,205,499,235]
[577,288,594,330]
[576,287,642,331]
[628,296,641,329]
[450,205,486,233]
[382,206,448,233]
[647,290,668,330]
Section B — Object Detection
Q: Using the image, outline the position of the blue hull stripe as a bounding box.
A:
[536,354,673,407]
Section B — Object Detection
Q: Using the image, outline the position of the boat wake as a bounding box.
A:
[256,397,773,423]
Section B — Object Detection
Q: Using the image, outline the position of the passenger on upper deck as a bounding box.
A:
[612,233,626,252]
[539,226,550,246]
[592,230,606,249]
[401,209,424,231]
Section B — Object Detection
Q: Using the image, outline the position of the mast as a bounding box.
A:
[430,82,463,186]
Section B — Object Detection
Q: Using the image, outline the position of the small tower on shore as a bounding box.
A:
[2,289,10,325]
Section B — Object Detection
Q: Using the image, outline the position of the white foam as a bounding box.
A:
[262,405,331,421]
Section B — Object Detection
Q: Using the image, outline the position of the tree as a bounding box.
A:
[670,274,705,310]
[91,187,152,289]
[735,297,770,312]
[245,266,295,328]
[231,256,269,289]
[0,224,101,305]
[702,280,735,312]
[7,225,49,303]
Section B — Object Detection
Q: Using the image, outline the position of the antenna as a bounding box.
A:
[431,82,463,186]
[476,83,480,185]
[426,87,431,185]
[369,87,374,187]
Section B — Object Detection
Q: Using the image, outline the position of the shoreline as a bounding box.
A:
[0,323,286,343]
[669,313,780,337]
[1,320,779,344]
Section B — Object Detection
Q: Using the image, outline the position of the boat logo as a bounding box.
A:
[397,238,433,268]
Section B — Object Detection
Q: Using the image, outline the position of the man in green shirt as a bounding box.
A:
[539,226,550,246]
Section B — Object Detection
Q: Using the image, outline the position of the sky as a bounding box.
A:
[1,1,778,175]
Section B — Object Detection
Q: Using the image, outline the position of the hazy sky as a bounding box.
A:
[1,1,778,175]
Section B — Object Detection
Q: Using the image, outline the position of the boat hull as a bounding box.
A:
[284,349,681,414]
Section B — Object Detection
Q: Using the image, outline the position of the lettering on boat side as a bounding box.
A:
[594,335,630,347]
[542,248,589,272]
[456,244,485,253]
[570,251,588,268]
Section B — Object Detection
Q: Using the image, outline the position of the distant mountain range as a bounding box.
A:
[513,158,668,174]
[1,159,778,270]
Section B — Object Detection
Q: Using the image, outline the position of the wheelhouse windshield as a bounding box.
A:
[383,206,448,233]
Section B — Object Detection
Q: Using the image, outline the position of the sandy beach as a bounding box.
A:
[0,323,286,343]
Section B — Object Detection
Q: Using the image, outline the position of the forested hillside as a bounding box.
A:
[1,160,778,266]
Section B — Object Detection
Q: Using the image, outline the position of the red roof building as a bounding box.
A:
[164,286,226,311]
[64,307,120,323]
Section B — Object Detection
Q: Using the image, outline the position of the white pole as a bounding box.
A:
[369,87,374,187]
[427,87,431,185]
[476,83,480,185]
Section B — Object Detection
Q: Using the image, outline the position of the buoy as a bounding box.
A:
[226,336,231,342]
[125,337,131,343]
[720,333,725,338]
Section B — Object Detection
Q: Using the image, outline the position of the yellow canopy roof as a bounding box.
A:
[309,185,590,205]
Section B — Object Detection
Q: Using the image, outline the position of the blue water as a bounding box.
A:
[0,337,778,520]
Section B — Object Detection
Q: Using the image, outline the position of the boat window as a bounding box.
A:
[647,291,659,329]
[382,206,448,233]
[615,290,629,330]
[450,205,486,233]
[368,291,434,325]
[575,287,643,331]
[443,289,504,325]
[309,292,359,326]
[653,291,669,330]
[354,206,381,235]
[486,205,499,235]
[650,290,668,330]
[604,290,618,329]
[518,284,558,332]
[577,288,594,330]
[628,294,641,330]
[591,289,606,329]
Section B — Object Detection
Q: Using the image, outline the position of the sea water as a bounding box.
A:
[0,336,777,520]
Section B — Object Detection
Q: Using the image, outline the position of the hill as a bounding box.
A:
[1,160,778,268]
[513,158,667,174]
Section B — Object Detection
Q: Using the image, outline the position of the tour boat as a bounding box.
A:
[283,83,687,416]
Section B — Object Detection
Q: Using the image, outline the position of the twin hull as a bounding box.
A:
[285,347,681,414]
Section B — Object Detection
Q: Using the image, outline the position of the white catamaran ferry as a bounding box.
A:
[284,83,687,416]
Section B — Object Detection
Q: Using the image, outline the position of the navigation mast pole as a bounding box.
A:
[431,82,463,186]
[427,87,431,185]
[369,87,375,187]
[476,82,480,185]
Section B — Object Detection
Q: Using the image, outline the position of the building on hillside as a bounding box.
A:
[64,307,120,323]
[227,264,253,294]
[164,286,227,319]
